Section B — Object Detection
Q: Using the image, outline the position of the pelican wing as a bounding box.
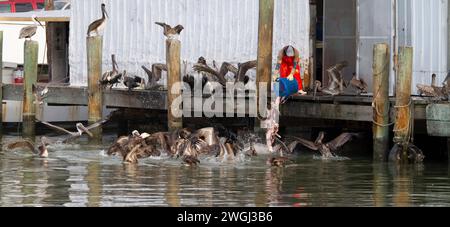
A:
[236,60,257,83]
[192,64,220,77]
[7,140,38,154]
[87,18,104,35]
[19,25,37,39]
[326,133,356,151]
[40,121,75,135]
[290,137,319,151]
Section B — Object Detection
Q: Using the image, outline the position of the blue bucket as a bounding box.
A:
[274,78,299,98]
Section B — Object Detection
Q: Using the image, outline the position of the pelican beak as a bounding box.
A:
[35,17,44,27]
[102,6,109,18]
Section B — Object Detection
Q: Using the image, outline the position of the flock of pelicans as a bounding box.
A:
[4,107,362,167]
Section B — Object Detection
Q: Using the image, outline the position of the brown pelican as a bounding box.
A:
[417,74,448,101]
[40,119,109,143]
[87,3,109,37]
[155,22,184,39]
[350,74,368,94]
[101,55,122,89]
[19,16,44,40]
[389,143,425,164]
[123,71,145,91]
[7,137,53,158]
[267,157,292,167]
[236,60,257,84]
[287,132,358,158]
[141,63,166,90]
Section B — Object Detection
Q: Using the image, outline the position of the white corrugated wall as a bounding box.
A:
[69,0,310,86]
[399,0,448,94]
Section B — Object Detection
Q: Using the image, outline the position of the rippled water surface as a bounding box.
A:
[1,134,450,207]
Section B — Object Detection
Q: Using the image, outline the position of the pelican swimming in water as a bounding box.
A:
[287,132,358,158]
[7,137,53,158]
[19,16,44,40]
[267,157,293,167]
[87,3,109,37]
[155,22,184,39]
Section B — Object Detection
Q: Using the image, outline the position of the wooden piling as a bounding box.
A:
[372,43,390,162]
[166,38,183,131]
[256,0,274,115]
[87,36,103,142]
[22,40,39,139]
[394,46,413,162]
[0,31,3,133]
[45,0,54,10]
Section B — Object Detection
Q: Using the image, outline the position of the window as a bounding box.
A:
[15,3,33,12]
[0,4,11,13]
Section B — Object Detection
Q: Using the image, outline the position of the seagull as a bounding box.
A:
[155,22,184,39]
[287,132,358,158]
[19,15,44,40]
[7,137,53,158]
[87,3,109,37]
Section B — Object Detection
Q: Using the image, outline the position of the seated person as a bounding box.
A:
[273,45,307,96]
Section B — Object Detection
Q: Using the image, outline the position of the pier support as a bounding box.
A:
[22,40,39,139]
[166,38,183,131]
[372,43,390,162]
[255,0,274,131]
[87,37,103,142]
[394,47,413,162]
[0,31,3,134]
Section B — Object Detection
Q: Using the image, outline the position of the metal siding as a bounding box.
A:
[323,0,357,86]
[397,0,447,94]
[69,0,310,86]
[356,0,393,94]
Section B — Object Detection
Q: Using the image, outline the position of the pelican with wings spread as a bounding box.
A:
[286,132,359,158]
[39,115,111,143]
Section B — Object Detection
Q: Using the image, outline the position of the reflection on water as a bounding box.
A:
[1,135,450,207]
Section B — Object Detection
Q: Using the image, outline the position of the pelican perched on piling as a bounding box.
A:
[87,3,109,37]
[19,15,44,40]
[155,22,184,39]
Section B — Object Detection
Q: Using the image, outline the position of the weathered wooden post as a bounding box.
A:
[256,0,274,124]
[0,31,3,132]
[394,46,413,162]
[45,0,54,10]
[0,31,3,133]
[87,36,103,142]
[22,40,39,139]
[372,43,390,162]
[164,32,183,131]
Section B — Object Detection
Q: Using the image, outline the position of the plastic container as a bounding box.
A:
[13,68,24,84]
[274,77,299,98]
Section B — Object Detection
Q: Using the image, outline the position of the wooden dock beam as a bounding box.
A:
[394,47,413,162]
[87,36,103,142]
[22,40,39,139]
[166,38,183,131]
[372,44,391,162]
[255,0,274,129]
[0,31,3,133]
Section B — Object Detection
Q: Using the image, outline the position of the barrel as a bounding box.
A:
[274,77,299,98]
